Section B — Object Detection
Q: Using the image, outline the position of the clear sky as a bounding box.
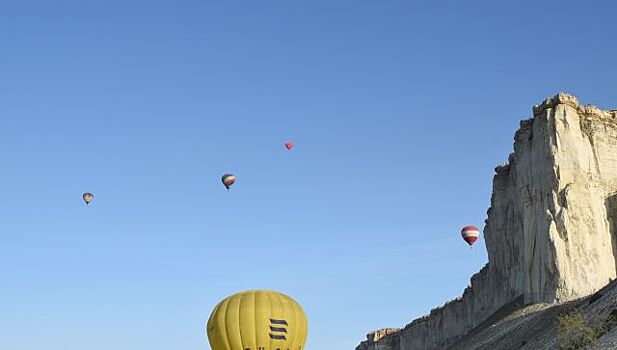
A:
[0,1,616,349]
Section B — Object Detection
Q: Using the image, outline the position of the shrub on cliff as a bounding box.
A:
[555,309,598,349]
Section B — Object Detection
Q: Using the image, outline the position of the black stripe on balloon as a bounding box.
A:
[269,334,287,340]
[270,326,287,333]
[270,319,288,325]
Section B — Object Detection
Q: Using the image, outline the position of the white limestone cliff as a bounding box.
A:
[356,94,617,350]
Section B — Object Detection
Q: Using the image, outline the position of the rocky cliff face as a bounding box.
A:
[357,94,617,350]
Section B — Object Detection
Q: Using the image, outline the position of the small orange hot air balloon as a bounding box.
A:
[285,141,294,150]
[83,193,94,205]
[222,174,236,190]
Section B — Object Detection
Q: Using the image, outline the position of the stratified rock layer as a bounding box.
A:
[357,94,617,350]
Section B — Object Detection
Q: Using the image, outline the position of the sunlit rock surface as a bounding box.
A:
[356,94,617,350]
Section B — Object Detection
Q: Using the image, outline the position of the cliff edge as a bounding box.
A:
[357,94,617,350]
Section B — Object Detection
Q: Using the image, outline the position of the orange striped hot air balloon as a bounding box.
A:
[461,225,480,246]
[222,174,236,190]
[82,193,94,205]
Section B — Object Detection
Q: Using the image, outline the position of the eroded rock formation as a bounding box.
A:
[357,94,617,350]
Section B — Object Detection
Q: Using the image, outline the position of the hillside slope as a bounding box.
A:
[449,279,617,349]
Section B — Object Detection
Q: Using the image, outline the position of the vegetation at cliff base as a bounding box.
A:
[556,309,605,349]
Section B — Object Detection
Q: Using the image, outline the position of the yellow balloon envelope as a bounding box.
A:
[206,290,308,350]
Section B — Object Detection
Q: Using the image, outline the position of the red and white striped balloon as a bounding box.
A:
[461,225,480,246]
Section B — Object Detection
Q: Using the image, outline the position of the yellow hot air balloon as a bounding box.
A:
[206,290,308,350]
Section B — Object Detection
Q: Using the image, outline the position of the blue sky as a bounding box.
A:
[0,1,616,349]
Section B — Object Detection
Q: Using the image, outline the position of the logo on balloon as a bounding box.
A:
[269,318,288,340]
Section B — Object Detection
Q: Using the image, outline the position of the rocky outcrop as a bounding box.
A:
[357,94,617,350]
[367,329,401,342]
[357,329,402,350]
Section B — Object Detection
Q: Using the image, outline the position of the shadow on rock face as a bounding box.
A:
[605,193,617,275]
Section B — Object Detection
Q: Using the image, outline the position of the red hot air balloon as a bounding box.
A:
[285,141,294,150]
[461,225,480,246]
